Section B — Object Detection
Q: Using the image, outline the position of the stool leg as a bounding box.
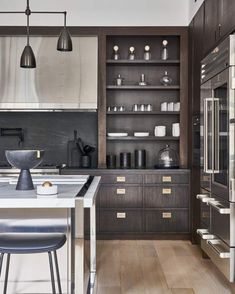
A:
[3,254,10,294]
[53,251,62,294]
[0,253,4,278]
[48,252,56,294]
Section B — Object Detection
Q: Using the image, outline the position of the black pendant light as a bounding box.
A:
[20,1,36,69]
[0,0,72,69]
[20,45,36,68]
[57,12,73,52]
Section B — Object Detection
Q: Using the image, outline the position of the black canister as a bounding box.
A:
[81,155,91,168]
[107,154,117,169]
[120,152,131,169]
[135,149,146,169]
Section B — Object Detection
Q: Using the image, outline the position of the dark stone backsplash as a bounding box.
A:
[0,112,98,167]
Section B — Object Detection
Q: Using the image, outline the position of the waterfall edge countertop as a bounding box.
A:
[0,175,101,208]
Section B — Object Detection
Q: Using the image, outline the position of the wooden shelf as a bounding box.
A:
[106,59,180,65]
[107,136,179,141]
[106,85,180,90]
[107,111,180,115]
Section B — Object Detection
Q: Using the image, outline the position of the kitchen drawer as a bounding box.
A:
[99,210,142,233]
[100,174,143,184]
[145,173,189,184]
[210,197,231,246]
[99,186,143,208]
[144,186,189,208]
[145,210,189,233]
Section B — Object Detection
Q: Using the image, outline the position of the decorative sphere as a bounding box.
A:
[145,45,150,51]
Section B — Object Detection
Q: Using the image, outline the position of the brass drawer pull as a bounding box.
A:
[162,188,172,195]
[162,212,172,219]
[162,176,172,183]
[116,176,126,183]
[117,188,126,195]
[117,212,126,219]
[202,212,210,218]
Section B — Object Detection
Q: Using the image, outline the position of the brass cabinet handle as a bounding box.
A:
[162,212,172,219]
[117,188,126,195]
[202,212,210,218]
[117,212,126,219]
[162,176,172,183]
[162,188,172,195]
[116,176,126,183]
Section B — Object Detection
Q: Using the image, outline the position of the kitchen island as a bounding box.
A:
[0,175,100,294]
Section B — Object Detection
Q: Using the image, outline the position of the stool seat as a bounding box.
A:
[0,233,66,254]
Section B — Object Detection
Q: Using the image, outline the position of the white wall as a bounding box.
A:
[0,0,190,27]
[189,0,204,22]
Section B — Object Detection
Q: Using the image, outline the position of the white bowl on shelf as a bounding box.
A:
[134,132,150,137]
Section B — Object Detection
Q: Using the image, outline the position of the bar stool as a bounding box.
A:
[0,233,66,294]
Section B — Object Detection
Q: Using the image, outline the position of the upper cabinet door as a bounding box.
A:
[218,0,235,39]
[193,3,205,111]
[204,0,218,55]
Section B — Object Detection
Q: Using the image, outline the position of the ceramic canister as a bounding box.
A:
[154,126,166,137]
[172,123,180,137]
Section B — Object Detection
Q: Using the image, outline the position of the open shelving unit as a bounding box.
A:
[105,34,186,169]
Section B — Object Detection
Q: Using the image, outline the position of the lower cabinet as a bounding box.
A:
[144,186,189,208]
[99,210,143,233]
[62,169,190,238]
[145,209,189,233]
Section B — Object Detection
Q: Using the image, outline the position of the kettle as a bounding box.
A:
[155,144,179,169]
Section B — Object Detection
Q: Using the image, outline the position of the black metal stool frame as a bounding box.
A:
[0,250,62,294]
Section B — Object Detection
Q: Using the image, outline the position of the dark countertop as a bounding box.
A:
[61,168,190,174]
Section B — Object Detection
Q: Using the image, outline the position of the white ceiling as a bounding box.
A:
[0,0,203,27]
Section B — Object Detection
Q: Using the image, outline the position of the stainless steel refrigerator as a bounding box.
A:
[197,34,235,282]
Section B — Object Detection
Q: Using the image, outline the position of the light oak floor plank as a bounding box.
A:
[95,240,235,294]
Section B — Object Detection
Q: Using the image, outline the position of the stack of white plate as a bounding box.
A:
[108,133,128,137]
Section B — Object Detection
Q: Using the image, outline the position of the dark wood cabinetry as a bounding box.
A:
[204,0,218,54]
[204,0,235,54]
[189,0,235,243]
[218,0,235,40]
[62,168,190,239]
[105,32,188,169]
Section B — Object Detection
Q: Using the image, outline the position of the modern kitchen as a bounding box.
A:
[0,0,234,293]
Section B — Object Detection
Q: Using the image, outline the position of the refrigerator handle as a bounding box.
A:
[204,98,213,173]
[214,98,220,173]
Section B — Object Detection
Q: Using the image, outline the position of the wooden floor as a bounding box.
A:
[94,240,235,294]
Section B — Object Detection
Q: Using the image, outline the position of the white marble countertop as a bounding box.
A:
[0,175,101,208]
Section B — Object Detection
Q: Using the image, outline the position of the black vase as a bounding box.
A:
[134,150,146,169]
[107,154,117,169]
[120,152,131,169]
[81,155,91,168]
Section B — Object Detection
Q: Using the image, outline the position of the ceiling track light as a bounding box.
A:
[0,0,73,69]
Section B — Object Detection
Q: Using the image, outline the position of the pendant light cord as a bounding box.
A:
[64,12,67,27]
[26,0,30,46]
